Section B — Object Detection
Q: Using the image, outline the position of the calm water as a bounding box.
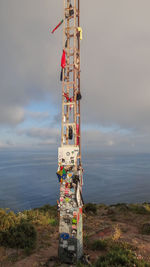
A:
[0,150,150,212]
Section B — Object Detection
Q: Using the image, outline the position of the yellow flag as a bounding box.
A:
[77,27,82,40]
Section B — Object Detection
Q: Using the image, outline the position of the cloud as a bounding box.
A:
[1,0,150,151]
[0,105,24,125]
[81,0,150,133]
[25,111,50,121]
[0,0,62,125]
[37,139,58,146]
[17,127,60,145]
[82,128,150,152]
[0,141,14,149]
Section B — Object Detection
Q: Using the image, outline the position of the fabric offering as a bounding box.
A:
[77,27,83,40]
[61,50,66,69]
[65,4,74,18]
[60,68,63,81]
[76,92,82,101]
[64,93,72,110]
[69,4,74,16]
[76,124,79,146]
[69,126,73,140]
[51,19,64,34]
[65,40,68,48]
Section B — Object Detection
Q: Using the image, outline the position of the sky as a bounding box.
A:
[0,0,150,152]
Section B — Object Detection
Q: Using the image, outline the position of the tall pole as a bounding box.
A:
[57,0,83,263]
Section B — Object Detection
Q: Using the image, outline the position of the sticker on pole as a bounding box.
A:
[58,146,79,166]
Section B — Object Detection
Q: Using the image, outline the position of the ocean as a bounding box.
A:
[0,149,150,212]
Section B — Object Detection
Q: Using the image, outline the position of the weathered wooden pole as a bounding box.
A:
[57,0,83,263]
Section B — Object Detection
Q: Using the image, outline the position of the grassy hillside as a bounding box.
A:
[0,203,150,266]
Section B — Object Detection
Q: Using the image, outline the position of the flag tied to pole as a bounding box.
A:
[61,50,66,69]
[51,19,64,34]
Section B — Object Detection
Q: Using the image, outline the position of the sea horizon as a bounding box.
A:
[0,149,150,212]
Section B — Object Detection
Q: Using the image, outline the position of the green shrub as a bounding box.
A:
[143,204,150,213]
[141,223,150,235]
[76,263,89,267]
[0,209,19,231]
[114,203,129,213]
[94,246,149,267]
[34,204,57,217]
[114,241,135,251]
[22,208,57,226]
[84,203,97,214]
[48,218,58,226]
[91,239,108,251]
[0,221,37,249]
[83,235,92,250]
[128,204,149,215]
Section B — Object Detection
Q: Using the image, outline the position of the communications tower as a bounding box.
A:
[57,0,83,263]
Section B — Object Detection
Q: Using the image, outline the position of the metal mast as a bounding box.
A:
[57,0,83,263]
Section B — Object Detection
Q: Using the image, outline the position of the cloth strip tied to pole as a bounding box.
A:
[51,19,64,34]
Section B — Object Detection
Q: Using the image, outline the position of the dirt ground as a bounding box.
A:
[1,204,150,267]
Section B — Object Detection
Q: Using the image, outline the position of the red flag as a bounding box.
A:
[76,124,79,145]
[51,19,64,34]
[61,50,66,69]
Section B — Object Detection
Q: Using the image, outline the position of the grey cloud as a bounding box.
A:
[18,127,60,140]
[25,111,50,121]
[1,0,150,151]
[0,0,62,125]
[82,129,150,153]
[51,112,62,126]
[0,105,24,125]
[2,124,149,152]
[36,139,58,146]
[0,140,14,149]
[17,127,61,147]
[81,0,150,132]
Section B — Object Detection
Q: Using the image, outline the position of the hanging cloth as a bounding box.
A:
[64,93,70,102]
[77,27,83,40]
[60,68,63,81]
[69,4,74,16]
[64,93,73,102]
[56,170,63,182]
[51,19,64,34]
[76,124,79,145]
[65,40,68,48]
[69,126,73,140]
[76,92,82,101]
[64,93,73,111]
[65,4,74,18]
[61,50,66,69]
